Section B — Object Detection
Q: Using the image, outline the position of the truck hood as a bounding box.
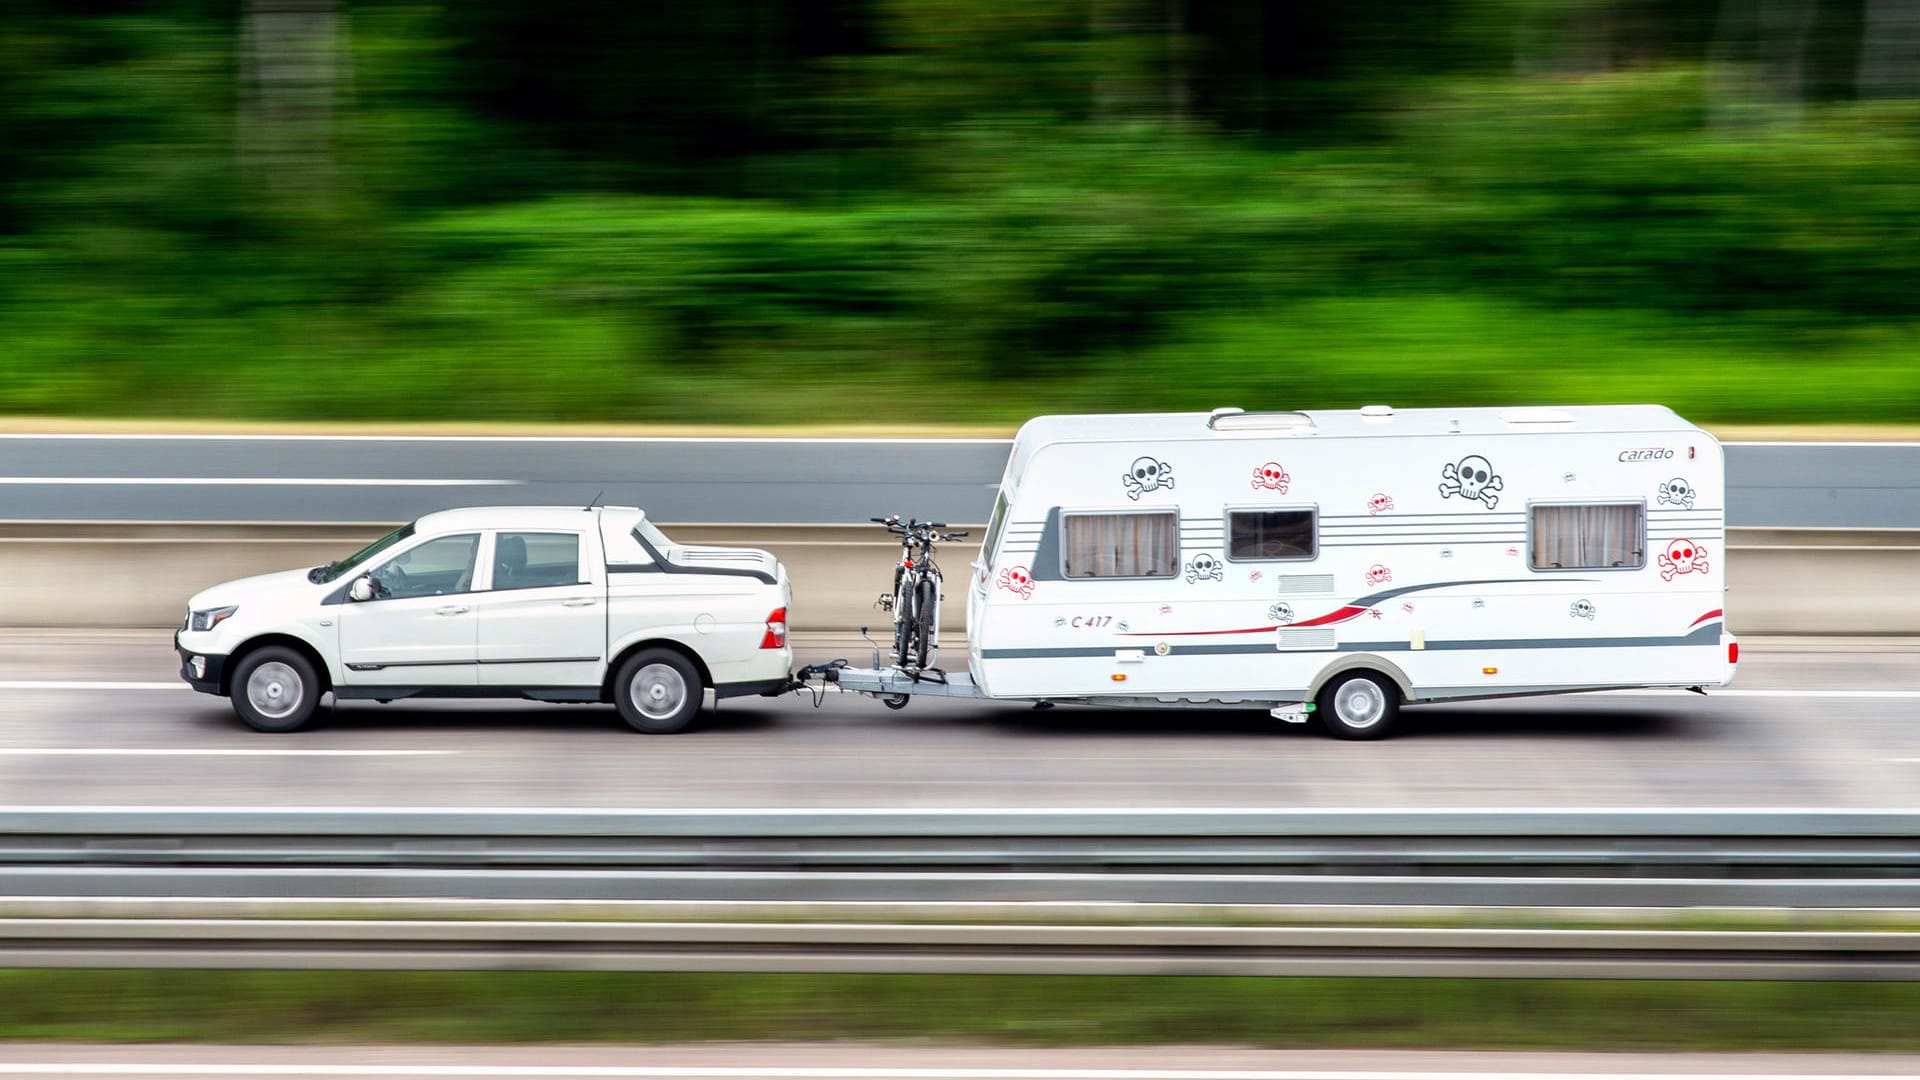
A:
[186,567,327,611]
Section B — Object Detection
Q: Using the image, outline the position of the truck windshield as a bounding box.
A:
[317,523,415,583]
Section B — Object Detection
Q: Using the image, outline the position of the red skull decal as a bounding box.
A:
[1366,564,1392,586]
[1656,539,1709,583]
[1251,462,1291,493]
[1367,493,1394,516]
[997,565,1035,599]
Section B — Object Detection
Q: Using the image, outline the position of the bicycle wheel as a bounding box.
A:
[893,576,917,667]
[912,577,937,670]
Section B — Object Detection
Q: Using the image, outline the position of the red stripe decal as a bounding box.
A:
[1119,625,1278,637]
[1689,609,1724,629]
[1291,605,1369,628]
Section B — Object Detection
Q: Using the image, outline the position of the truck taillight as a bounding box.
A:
[760,608,788,650]
[1728,641,1738,664]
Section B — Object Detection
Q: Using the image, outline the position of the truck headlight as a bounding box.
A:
[189,606,238,632]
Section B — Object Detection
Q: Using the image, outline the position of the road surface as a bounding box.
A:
[0,435,1915,527]
[2,632,1915,810]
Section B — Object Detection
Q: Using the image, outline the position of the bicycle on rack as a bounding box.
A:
[871,515,968,677]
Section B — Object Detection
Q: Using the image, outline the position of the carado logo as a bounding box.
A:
[1618,447,1675,462]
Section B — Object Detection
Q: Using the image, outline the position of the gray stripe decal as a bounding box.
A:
[980,622,1722,660]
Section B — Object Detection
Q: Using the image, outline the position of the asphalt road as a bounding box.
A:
[0,1046,1914,1080]
[0,435,1914,527]
[2,633,1915,810]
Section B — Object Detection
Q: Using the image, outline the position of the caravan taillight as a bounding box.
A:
[1728,641,1739,664]
[760,608,788,650]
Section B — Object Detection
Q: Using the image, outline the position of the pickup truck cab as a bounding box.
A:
[175,506,793,734]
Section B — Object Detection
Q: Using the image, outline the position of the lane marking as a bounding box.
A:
[0,478,520,487]
[0,682,185,691]
[0,435,1013,445]
[0,748,452,758]
[0,1065,1904,1078]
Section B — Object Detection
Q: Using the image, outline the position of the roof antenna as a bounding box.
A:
[584,490,605,511]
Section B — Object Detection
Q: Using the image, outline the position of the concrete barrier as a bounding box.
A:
[1,522,1912,634]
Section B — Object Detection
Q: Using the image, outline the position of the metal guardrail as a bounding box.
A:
[2,918,1916,979]
[3,809,1917,909]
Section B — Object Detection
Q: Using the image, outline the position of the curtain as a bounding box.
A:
[1063,512,1179,577]
[1532,504,1644,569]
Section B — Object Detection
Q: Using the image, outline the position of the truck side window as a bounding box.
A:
[374,534,480,599]
[1061,511,1178,579]
[1530,503,1646,570]
[1227,509,1316,560]
[492,532,583,590]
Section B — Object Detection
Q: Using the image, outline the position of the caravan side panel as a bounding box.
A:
[969,422,1732,704]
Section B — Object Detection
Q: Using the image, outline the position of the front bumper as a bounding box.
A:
[174,633,228,695]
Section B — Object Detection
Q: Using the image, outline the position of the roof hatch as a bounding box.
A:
[1208,408,1317,433]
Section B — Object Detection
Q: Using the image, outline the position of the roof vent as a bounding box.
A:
[1359,404,1394,418]
[1209,410,1317,433]
[1502,407,1576,424]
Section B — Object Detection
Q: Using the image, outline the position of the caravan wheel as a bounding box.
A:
[1316,671,1399,740]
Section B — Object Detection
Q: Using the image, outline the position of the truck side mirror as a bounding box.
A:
[349,576,376,602]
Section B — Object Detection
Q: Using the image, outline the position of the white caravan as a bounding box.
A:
[828,404,1736,738]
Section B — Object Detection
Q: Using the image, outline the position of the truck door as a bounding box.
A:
[337,532,481,687]
[473,530,605,689]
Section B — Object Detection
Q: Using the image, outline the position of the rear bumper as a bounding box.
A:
[174,634,228,695]
[715,677,790,700]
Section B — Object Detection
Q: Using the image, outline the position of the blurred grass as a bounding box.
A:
[0,971,1915,1049]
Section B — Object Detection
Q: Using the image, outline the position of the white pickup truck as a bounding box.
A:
[175,506,793,733]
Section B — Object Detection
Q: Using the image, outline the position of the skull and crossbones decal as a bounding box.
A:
[1569,599,1596,620]
[1122,457,1174,500]
[1184,552,1222,584]
[1366,564,1392,586]
[1658,478,1695,510]
[1656,540,1708,582]
[1367,493,1394,515]
[1267,602,1295,625]
[1439,455,1503,509]
[997,564,1035,599]
[1251,462,1290,492]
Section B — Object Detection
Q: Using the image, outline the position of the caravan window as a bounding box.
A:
[1529,503,1646,570]
[1227,508,1317,561]
[1061,511,1179,579]
[981,489,1011,565]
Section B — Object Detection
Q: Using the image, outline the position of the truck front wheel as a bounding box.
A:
[615,649,704,734]
[230,646,321,734]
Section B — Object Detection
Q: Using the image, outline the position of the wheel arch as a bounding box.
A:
[222,633,334,697]
[1307,654,1413,704]
[602,638,712,703]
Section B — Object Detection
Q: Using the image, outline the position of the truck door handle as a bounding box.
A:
[434,605,470,616]
[562,598,598,608]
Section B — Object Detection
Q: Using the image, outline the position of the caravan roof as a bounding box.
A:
[1002,404,1699,492]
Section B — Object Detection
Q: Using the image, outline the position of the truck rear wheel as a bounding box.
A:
[1316,671,1399,740]
[615,649,703,734]
[230,646,321,734]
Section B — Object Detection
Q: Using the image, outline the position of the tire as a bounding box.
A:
[893,579,917,668]
[230,646,321,734]
[881,693,910,711]
[911,577,937,669]
[614,648,704,734]
[1315,671,1399,740]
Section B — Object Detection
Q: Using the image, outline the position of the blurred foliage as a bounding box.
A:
[2,0,1918,424]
